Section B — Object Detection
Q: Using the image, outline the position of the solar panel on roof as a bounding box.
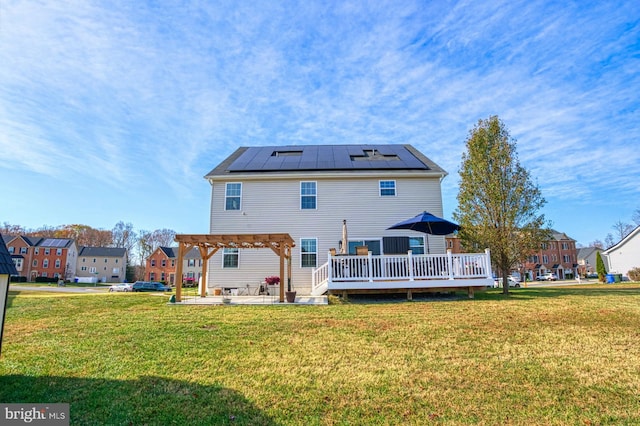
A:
[225,145,430,172]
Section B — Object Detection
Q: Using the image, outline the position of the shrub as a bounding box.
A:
[34,276,57,283]
[628,267,640,282]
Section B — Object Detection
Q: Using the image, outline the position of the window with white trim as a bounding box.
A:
[410,237,425,254]
[379,180,396,196]
[225,183,242,210]
[300,239,317,267]
[43,259,49,268]
[300,182,317,209]
[20,247,28,254]
[223,248,239,268]
[55,259,61,268]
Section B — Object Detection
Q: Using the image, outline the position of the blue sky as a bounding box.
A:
[1,1,638,247]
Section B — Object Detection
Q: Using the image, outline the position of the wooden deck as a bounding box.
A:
[311,250,493,298]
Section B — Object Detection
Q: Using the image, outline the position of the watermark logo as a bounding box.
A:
[1,404,69,425]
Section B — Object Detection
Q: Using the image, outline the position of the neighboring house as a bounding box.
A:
[2,235,78,281]
[145,246,202,285]
[603,225,640,279]
[146,247,177,284]
[577,246,605,277]
[203,144,471,295]
[1,236,18,355]
[446,229,579,280]
[77,247,127,283]
[523,230,578,280]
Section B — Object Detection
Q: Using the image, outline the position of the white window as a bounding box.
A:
[225,183,242,210]
[379,180,396,196]
[56,248,62,255]
[300,239,317,267]
[562,242,569,250]
[8,247,14,254]
[55,259,61,268]
[543,255,549,264]
[90,267,97,273]
[563,255,571,263]
[188,259,195,267]
[223,248,239,268]
[13,258,23,271]
[300,182,317,209]
[113,268,120,274]
[44,248,50,255]
[35,248,39,255]
[410,237,425,254]
[43,259,49,268]
[20,247,28,254]
[81,266,87,271]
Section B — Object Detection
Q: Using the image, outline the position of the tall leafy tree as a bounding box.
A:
[454,116,550,294]
[596,251,607,282]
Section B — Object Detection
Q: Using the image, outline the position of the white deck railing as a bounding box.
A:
[312,249,492,294]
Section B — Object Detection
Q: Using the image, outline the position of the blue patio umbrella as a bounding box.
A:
[387,211,460,253]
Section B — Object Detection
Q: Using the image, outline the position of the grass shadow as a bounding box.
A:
[0,374,275,425]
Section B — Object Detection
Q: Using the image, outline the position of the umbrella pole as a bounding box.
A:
[426,234,430,254]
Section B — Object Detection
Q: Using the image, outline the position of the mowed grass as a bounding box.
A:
[1,285,639,425]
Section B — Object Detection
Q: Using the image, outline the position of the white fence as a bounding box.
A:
[312,249,492,294]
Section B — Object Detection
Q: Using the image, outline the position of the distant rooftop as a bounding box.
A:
[206,144,446,177]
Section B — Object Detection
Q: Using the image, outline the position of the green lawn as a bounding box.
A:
[1,285,639,425]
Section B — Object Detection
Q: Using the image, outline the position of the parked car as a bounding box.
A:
[537,273,558,281]
[494,277,521,288]
[109,283,132,292]
[132,281,172,292]
[586,273,598,279]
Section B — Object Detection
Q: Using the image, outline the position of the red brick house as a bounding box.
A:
[145,247,202,285]
[2,235,78,281]
[446,229,578,280]
[146,247,177,284]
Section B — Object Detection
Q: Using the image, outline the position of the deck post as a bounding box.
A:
[447,249,454,280]
[485,248,493,280]
[467,286,475,299]
[407,289,413,301]
[327,250,333,286]
[367,251,374,282]
[407,250,414,281]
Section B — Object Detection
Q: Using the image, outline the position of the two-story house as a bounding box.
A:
[76,247,127,283]
[2,235,78,281]
[145,246,202,285]
[201,144,486,295]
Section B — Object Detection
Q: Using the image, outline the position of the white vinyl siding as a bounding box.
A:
[207,175,445,293]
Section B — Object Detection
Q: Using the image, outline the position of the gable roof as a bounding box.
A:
[577,247,601,260]
[549,229,575,241]
[0,237,18,275]
[205,144,446,177]
[78,247,127,257]
[603,225,640,254]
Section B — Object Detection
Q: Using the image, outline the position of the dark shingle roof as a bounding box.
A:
[78,247,127,257]
[205,144,446,177]
[0,237,18,275]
